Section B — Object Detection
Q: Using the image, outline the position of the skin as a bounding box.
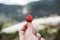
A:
[19,23,45,40]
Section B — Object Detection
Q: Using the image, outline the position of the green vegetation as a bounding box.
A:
[0,22,60,40]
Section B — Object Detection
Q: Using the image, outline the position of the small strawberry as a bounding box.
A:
[26,15,33,22]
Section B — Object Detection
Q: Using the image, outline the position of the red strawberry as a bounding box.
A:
[26,15,33,22]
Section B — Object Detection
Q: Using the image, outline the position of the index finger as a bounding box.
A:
[20,24,27,32]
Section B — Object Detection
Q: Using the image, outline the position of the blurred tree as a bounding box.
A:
[26,0,60,18]
[0,24,4,40]
[54,28,60,40]
[38,28,49,38]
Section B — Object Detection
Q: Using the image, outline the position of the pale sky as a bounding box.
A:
[0,0,39,5]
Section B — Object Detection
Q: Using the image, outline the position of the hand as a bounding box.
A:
[19,23,45,40]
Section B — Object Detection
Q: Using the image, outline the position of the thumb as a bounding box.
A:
[27,23,36,35]
[24,22,33,34]
[27,23,33,29]
[19,31,24,40]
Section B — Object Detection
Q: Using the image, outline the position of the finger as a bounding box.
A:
[27,23,37,35]
[19,31,24,40]
[32,26,37,35]
[27,23,33,28]
[19,24,27,40]
[36,33,41,40]
[27,23,33,31]
[32,29,36,35]
[40,38,45,40]
[24,23,34,37]
[21,24,27,31]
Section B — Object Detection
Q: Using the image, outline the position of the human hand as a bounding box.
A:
[19,23,45,40]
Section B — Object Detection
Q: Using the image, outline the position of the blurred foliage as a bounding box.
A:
[26,0,60,18]
[0,32,19,40]
[0,20,60,40]
[54,28,60,40]
[0,23,19,40]
[0,0,60,40]
[39,28,50,38]
[1,0,60,21]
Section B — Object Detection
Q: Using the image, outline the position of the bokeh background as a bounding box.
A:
[0,0,60,40]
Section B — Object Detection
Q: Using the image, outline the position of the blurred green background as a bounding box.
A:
[0,0,60,40]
